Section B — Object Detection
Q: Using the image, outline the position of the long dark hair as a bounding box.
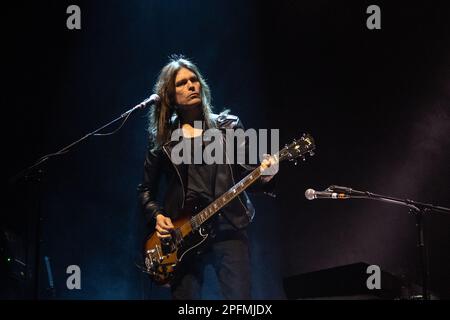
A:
[148,55,215,148]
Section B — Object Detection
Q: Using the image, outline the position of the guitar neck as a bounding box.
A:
[185,133,314,231]
[190,165,264,230]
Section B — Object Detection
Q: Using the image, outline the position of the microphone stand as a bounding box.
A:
[9,98,153,299]
[329,186,450,300]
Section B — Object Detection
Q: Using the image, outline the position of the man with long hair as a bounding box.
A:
[138,55,276,299]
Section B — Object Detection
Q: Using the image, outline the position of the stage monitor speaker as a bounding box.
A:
[283,262,425,300]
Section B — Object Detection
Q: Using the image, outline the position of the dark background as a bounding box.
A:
[1,0,449,299]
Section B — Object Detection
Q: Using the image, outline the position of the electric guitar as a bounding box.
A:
[143,133,315,285]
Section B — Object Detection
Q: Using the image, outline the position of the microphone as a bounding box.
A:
[122,94,160,117]
[305,188,349,200]
[136,94,160,109]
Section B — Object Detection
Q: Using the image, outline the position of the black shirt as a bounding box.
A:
[185,135,216,206]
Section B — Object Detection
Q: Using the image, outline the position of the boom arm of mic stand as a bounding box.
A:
[358,193,421,212]
[10,103,145,184]
[354,192,449,214]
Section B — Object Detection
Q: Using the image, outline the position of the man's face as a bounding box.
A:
[174,67,202,107]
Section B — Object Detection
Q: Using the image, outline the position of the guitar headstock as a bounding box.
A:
[278,133,315,164]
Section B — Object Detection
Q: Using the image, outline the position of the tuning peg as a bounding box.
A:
[309,151,315,156]
[294,160,298,166]
[302,156,306,161]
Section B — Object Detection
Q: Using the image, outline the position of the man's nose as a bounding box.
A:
[187,81,195,90]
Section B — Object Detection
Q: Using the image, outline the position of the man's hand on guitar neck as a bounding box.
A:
[155,214,174,239]
[260,154,278,183]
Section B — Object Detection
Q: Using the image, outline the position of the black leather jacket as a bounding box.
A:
[138,112,275,230]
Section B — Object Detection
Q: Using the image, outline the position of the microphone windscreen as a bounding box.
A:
[305,189,315,200]
[149,94,160,103]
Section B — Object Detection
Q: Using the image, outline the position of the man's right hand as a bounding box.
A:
[155,214,174,239]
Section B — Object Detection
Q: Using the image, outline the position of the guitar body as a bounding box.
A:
[144,215,210,285]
